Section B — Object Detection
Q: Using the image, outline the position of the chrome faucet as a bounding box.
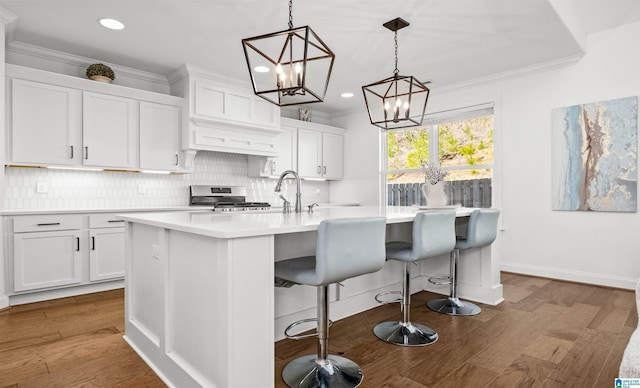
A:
[274,170,302,213]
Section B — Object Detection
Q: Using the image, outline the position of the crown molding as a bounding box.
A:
[6,41,170,89]
[167,63,251,90]
[431,54,584,93]
[0,6,17,25]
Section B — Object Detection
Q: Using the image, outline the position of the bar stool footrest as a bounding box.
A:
[428,275,452,286]
[374,290,402,304]
[284,318,334,340]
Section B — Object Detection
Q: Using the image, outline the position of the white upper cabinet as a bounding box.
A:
[5,64,185,172]
[287,118,344,180]
[191,77,280,131]
[139,101,181,171]
[169,65,282,160]
[9,78,82,166]
[320,132,344,180]
[297,128,323,178]
[83,92,138,169]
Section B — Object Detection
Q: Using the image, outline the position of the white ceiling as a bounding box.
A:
[1,0,638,115]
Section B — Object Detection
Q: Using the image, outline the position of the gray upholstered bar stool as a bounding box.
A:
[427,208,500,316]
[373,210,456,346]
[275,217,387,388]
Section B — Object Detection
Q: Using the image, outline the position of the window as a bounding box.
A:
[385,105,494,208]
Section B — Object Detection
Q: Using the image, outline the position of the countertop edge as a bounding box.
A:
[0,206,215,216]
[118,206,476,239]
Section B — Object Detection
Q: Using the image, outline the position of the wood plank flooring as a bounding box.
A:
[275,272,637,388]
[0,272,635,387]
[0,289,165,388]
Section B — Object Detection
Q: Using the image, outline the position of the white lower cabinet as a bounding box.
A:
[89,228,125,281]
[6,213,126,297]
[89,214,125,281]
[13,229,83,292]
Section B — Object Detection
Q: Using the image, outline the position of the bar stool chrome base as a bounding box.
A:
[427,297,481,316]
[282,355,363,388]
[373,321,438,346]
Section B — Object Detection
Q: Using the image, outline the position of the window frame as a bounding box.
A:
[382,103,495,206]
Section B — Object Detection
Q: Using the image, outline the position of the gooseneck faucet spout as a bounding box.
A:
[274,170,302,213]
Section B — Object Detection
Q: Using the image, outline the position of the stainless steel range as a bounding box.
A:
[189,185,271,212]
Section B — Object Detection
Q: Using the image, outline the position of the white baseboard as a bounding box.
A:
[500,261,637,290]
[9,280,124,305]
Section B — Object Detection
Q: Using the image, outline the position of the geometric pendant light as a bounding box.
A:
[242,0,335,107]
[362,18,429,130]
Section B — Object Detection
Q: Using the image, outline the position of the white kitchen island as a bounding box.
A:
[119,206,502,388]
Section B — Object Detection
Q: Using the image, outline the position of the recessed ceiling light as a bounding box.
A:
[98,18,125,30]
[341,92,354,98]
[254,66,270,73]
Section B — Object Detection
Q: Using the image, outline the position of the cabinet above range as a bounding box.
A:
[5,64,185,172]
[169,64,282,166]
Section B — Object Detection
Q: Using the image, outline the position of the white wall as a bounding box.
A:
[334,21,640,289]
[331,108,383,206]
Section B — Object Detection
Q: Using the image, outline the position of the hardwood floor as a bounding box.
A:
[0,273,635,387]
[275,272,637,388]
[0,289,164,388]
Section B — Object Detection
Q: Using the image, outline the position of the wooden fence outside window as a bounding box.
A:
[387,178,492,208]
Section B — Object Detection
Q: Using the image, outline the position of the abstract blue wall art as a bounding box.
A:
[551,96,638,212]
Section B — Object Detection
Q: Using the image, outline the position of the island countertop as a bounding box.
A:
[118,205,474,239]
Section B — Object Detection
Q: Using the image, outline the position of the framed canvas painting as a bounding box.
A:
[551,96,638,212]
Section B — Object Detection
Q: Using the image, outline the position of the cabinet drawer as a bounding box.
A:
[89,213,126,228]
[12,214,85,233]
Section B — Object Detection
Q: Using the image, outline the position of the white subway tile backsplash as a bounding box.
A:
[3,151,330,210]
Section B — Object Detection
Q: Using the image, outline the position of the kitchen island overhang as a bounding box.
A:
[119,206,502,388]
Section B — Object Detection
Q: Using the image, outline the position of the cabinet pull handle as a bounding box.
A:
[323,166,326,174]
[76,237,80,251]
[175,154,179,166]
[317,165,321,174]
[70,145,74,159]
[91,236,95,250]
[84,146,89,159]
[37,222,60,226]
[108,220,124,223]
[272,161,276,174]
